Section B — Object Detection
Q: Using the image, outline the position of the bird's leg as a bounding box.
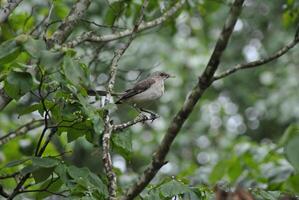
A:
[131,104,142,114]
[130,104,159,122]
[139,108,160,121]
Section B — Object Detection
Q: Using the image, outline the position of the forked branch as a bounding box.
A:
[213,29,299,81]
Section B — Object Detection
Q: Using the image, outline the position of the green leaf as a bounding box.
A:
[278,124,299,147]
[40,50,63,72]
[55,164,70,184]
[87,173,108,197]
[4,158,29,168]
[77,94,102,136]
[182,191,201,200]
[209,159,227,184]
[144,192,161,200]
[159,179,189,197]
[20,165,40,175]
[32,167,55,183]
[53,1,70,19]
[18,103,42,116]
[4,71,34,100]
[104,1,125,26]
[59,120,93,143]
[36,178,63,200]
[67,165,89,180]
[112,131,132,160]
[286,174,299,193]
[253,189,281,200]
[0,40,21,64]
[23,37,47,58]
[284,134,299,171]
[32,157,59,168]
[63,56,85,85]
[227,156,243,183]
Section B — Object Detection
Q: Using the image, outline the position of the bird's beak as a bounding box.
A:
[168,74,175,78]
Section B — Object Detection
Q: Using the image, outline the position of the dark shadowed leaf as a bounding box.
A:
[18,103,42,116]
[0,40,21,64]
[67,165,89,180]
[4,71,34,100]
[55,164,70,184]
[32,157,60,168]
[36,178,63,200]
[40,50,63,72]
[20,165,40,175]
[32,167,55,183]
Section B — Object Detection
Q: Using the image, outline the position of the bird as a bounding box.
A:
[88,71,174,116]
[115,71,174,104]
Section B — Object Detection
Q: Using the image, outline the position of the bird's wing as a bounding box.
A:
[116,78,156,102]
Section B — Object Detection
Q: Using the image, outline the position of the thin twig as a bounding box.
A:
[20,175,69,197]
[80,19,126,30]
[65,0,185,47]
[113,114,158,132]
[35,71,50,156]
[0,120,43,146]
[7,173,31,200]
[213,30,299,81]
[37,127,58,157]
[121,1,245,199]
[0,185,9,198]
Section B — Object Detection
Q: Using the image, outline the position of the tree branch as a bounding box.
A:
[102,117,117,200]
[113,114,158,132]
[65,0,186,47]
[213,31,299,81]
[0,0,23,24]
[101,1,150,199]
[121,1,245,199]
[0,120,43,146]
[46,0,91,47]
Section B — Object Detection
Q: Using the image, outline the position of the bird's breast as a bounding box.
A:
[129,80,164,102]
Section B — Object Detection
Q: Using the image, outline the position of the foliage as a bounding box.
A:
[0,0,299,199]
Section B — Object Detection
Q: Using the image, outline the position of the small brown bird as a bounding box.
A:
[115,71,174,104]
[88,71,174,116]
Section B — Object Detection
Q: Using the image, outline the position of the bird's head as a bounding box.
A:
[151,71,175,80]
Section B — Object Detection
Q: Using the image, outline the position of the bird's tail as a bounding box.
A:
[87,89,121,97]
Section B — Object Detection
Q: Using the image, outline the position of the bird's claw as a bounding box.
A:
[138,112,159,123]
[150,113,159,122]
